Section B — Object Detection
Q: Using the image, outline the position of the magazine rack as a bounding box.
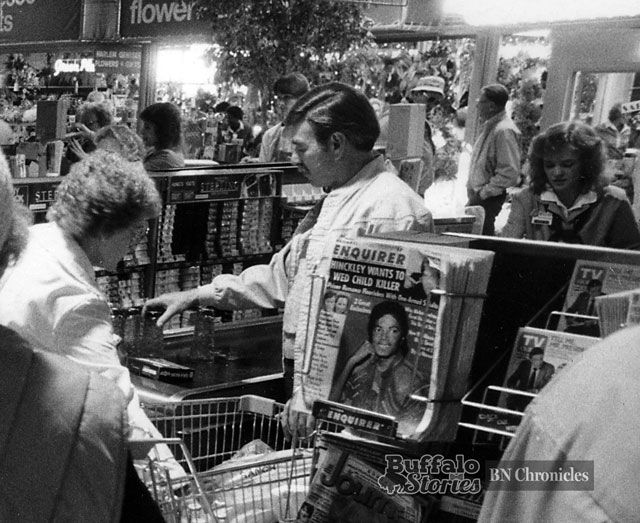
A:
[305,284,489,447]
[452,235,640,448]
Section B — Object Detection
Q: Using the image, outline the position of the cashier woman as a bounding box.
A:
[502,121,640,249]
[144,82,434,436]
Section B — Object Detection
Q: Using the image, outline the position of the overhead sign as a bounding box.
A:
[0,0,82,43]
[94,48,142,75]
[621,100,640,114]
[119,0,209,38]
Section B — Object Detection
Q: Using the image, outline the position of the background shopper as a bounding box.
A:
[467,83,522,235]
[259,72,310,162]
[139,102,186,170]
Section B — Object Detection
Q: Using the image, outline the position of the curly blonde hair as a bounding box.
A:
[47,150,161,239]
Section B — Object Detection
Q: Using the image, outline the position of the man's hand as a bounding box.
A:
[280,398,315,441]
[142,289,200,328]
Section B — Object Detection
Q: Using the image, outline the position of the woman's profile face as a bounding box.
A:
[97,218,148,272]
[543,144,582,197]
[372,313,402,358]
[140,120,157,148]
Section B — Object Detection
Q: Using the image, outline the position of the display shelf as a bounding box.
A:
[449,234,640,448]
[164,314,284,340]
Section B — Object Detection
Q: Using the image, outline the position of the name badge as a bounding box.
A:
[531,211,553,226]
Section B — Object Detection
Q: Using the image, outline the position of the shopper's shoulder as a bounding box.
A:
[494,116,520,135]
[535,325,640,420]
[602,184,630,202]
[144,149,185,170]
[510,186,536,205]
[262,123,282,141]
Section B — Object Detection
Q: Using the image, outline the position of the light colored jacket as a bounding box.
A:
[467,110,521,199]
[0,223,158,440]
[258,123,293,162]
[196,156,434,360]
[0,326,127,521]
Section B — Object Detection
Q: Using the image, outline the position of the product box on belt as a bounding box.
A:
[128,357,195,383]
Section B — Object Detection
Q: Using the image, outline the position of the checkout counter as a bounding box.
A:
[132,316,285,403]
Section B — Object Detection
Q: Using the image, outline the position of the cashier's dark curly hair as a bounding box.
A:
[528,121,607,195]
[47,150,161,239]
[284,82,379,151]
[367,301,409,357]
[139,102,182,150]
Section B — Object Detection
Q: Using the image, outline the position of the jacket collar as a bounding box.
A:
[480,110,507,133]
[329,155,386,196]
[540,189,598,216]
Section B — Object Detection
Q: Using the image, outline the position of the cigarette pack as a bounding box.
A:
[128,357,195,383]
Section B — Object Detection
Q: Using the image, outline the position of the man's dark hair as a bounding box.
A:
[608,103,623,123]
[482,84,509,109]
[274,73,310,98]
[214,101,230,114]
[139,102,182,149]
[529,347,544,358]
[226,106,244,121]
[284,82,380,151]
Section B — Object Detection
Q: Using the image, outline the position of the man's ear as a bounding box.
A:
[329,132,347,159]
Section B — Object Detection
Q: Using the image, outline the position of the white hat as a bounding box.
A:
[411,76,445,97]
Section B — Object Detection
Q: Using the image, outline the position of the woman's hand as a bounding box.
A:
[67,138,88,161]
[73,122,96,140]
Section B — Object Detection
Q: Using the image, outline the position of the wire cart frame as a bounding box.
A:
[135,395,315,523]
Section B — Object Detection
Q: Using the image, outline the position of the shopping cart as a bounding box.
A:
[134,395,314,523]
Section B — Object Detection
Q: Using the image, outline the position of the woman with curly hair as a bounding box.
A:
[0,151,163,520]
[0,150,165,443]
[502,120,640,248]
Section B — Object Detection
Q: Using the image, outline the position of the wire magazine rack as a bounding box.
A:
[457,281,601,449]
[134,395,317,523]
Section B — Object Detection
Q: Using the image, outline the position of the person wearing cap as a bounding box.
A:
[410,75,445,114]
[467,84,522,235]
[258,73,310,162]
[409,75,446,195]
[595,103,630,160]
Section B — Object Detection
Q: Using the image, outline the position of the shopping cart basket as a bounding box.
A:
[134,395,313,523]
